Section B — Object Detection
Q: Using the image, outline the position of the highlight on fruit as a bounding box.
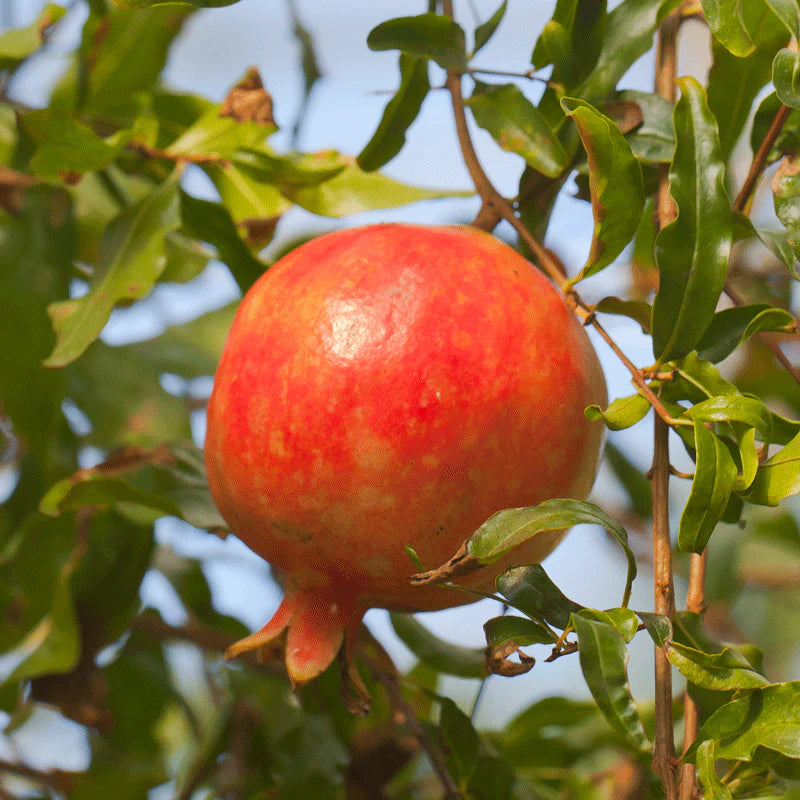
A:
[204,223,607,688]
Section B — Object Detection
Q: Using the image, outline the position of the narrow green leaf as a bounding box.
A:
[677,420,738,553]
[179,190,267,293]
[617,89,676,164]
[166,106,272,158]
[39,443,227,533]
[562,97,644,280]
[439,698,480,782]
[0,4,65,70]
[686,394,772,440]
[472,0,507,55]
[652,77,732,361]
[357,54,430,172]
[20,109,132,179]
[638,611,672,649]
[389,613,487,678]
[666,612,769,690]
[44,176,181,367]
[532,0,606,90]
[367,14,467,72]
[755,228,799,278]
[496,564,583,630]
[751,92,800,161]
[604,441,653,518]
[696,741,734,800]
[596,607,640,643]
[702,0,754,56]
[764,0,800,40]
[578,0,682,100]
[688,682,800,762]
[467,82,569,178]
[595,295,652,332]
[697,303,797,362]
[585,393,651,431]
[747,430,800,505]
[286,161,472,218]
[774,47,800,109]
[483,614,557,648]
[708,6,788,159]
[571,610,650,750]
[469,500,637,608]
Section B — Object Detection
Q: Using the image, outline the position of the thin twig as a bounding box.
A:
[439,2,684,432]
[362,654,462,799]
[679,551,706,800]
[0,759,74,797]
[652,9,680,800]
[733,103,792,215]
[467,66,549,84]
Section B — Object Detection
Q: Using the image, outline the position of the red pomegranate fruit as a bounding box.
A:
[205,223,606,685]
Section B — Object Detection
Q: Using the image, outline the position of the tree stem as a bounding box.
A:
[652,9,680,799]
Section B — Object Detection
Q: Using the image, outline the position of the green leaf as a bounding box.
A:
[561,97,644,280]
[667,612,769,690]
[696,741,734,800]
[40,443,228,533]
[439,698,480,782]
[571,610,650,750]
[638,611,672,649]
[389,612,487,678]
[483,614,558,649]
[179,190,267,293]
[473,0,507,55]
[755,228,799,278]
[585,393,651,431]
[764,0,800,39]
[532,0,606,90]
[0,4,65,70]
[751,91,800,162]
[466,82,569,178]
[605,441,654,518]
[747,430,800,505]
[496,564,583,630]
[595,295,652,332]
[53,6,191,118]
[702,0,754,56]
[708,4,788,159]
[20,109,132,179]
[233,147,347,189]
[774,154,800,257]
[578,0,681,100]
[166,105,272,158]
[44,175,181,367]
[652,77,732,361]
[689,682,800,762]
[0,188,73,457]
[697,303,797,362]
[596,607,640,643]
[617,89,676,164]
[774,47,800,109]
[469,500,637,608]
[286,160,471,218]
[467,756,515,800]
[367,14,468,72]
[357,54,430,172]
[677,420,738,553]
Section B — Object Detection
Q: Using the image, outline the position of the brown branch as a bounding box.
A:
[653,9,681,800]
[733,103,792,215]
[127,141,232,168]
[0,758,75,797]
[439,3,686,433]
[679,551,706,800]
[361,653,462,799]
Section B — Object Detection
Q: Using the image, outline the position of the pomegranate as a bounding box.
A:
[205,224,606,685]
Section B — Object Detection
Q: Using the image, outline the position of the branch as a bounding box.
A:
[733,102,792,215]
[653,9,680,800]
[439,3,684,432]
[0,758,75,797]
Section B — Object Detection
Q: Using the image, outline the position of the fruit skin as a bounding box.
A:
[205,223,606,683]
